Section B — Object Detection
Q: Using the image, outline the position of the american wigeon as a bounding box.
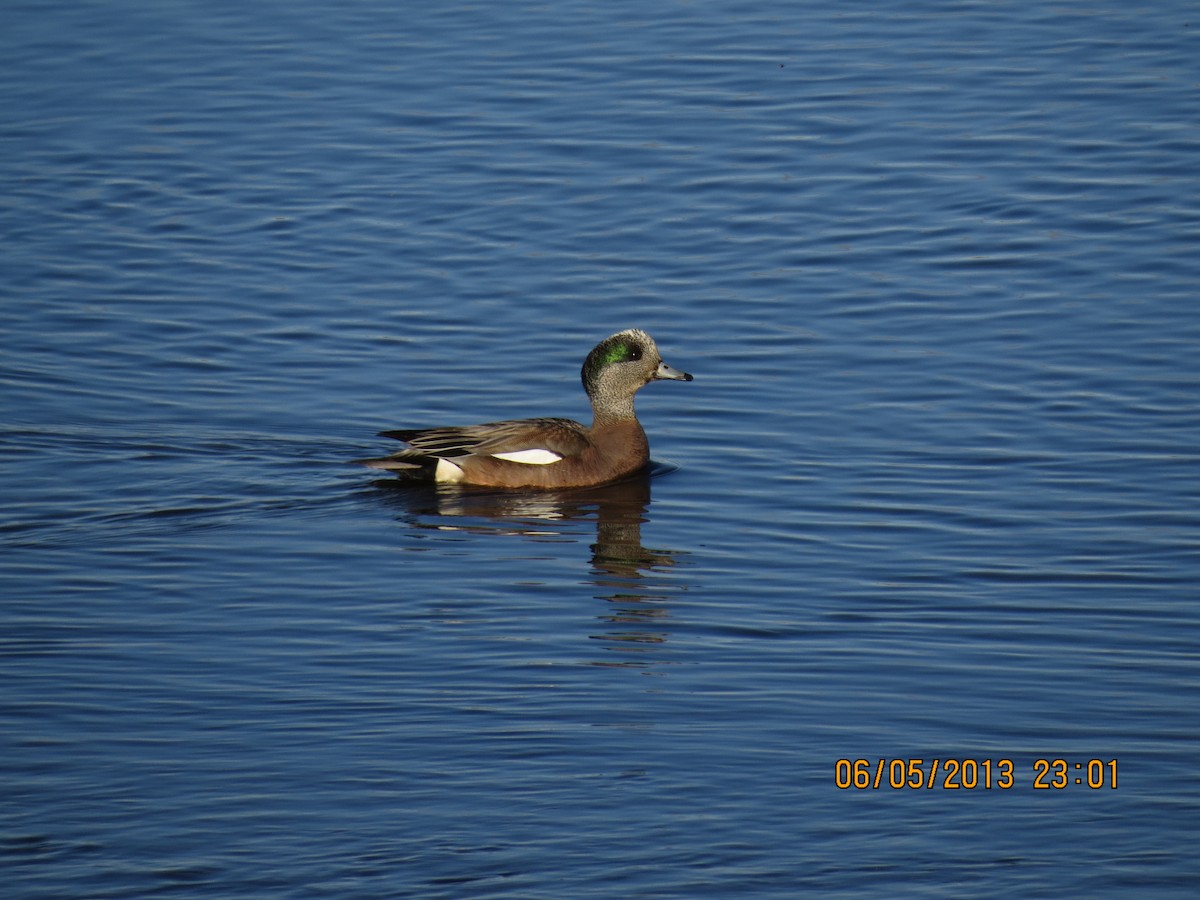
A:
[357,329,693,488]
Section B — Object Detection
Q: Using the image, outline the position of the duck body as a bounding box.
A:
[357,329,692,489]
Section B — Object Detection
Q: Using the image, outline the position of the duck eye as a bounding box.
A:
[628,348,642,361]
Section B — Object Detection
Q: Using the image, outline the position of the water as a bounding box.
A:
[3,1,1199,896]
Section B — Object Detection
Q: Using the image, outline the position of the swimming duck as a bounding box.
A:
[357,329,692,488]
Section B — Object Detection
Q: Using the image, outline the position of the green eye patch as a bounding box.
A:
[600,342,634,366]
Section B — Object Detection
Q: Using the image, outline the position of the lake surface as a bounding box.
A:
[3,1,1199,896]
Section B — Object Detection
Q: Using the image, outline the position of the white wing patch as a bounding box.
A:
[491,448,563,465]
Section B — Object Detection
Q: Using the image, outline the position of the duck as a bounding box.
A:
[356,329,693,488]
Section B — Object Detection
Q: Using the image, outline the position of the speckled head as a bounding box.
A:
[581,329,692,420]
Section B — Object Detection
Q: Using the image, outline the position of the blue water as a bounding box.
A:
[3,1,1199,896]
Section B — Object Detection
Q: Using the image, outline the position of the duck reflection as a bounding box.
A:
[371,466,687,663]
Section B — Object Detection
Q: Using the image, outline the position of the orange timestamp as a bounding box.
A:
[834,758,1118,790]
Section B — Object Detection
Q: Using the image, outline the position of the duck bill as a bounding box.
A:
[654,361,694,382]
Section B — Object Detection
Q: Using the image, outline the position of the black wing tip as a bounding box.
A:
[353,454,431,472]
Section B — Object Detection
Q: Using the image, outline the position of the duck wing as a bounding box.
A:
[379,417,590,461]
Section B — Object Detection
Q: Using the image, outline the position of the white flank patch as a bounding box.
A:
[491,448,563,465]
[434,457,466,483]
